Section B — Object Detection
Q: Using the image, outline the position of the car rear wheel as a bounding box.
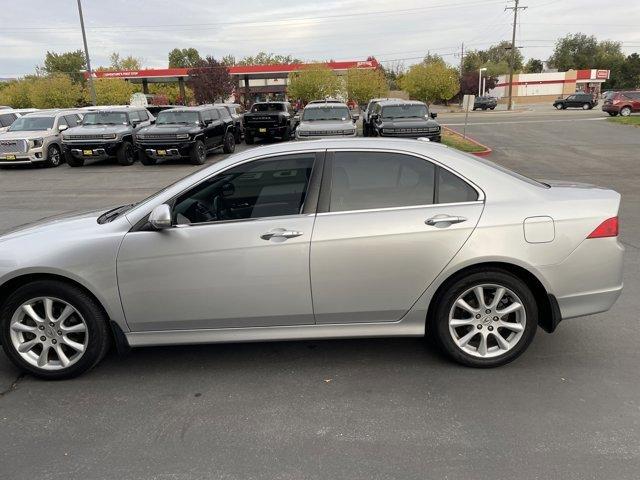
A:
[0,280,110,380]
[116,141,135,166]
[44,144,62,168]
[189,139,206,165]
[222,131,235,154]
[582,103,590,110]
[620,106,632,117]
[431,269,537,368]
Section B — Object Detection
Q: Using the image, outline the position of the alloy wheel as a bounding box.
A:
[448,284,526,358]
[9,296,88,370]
[49,147,61,166]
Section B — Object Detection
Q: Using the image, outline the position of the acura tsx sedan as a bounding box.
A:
[0,138,623,379]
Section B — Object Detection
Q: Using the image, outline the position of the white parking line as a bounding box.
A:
[443,117,608,126]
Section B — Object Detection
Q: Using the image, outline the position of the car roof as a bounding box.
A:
[84,106,146,112]
[304,102,349,109]
[22,109,84,117]
[376,99,427,107]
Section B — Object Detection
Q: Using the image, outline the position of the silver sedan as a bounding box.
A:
[0,138,624,378]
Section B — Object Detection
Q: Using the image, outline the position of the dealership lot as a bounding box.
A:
[1,109,640,479]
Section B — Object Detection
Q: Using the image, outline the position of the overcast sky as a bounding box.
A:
[1,0,639,77]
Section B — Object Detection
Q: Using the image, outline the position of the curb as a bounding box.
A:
[443,126,492,157]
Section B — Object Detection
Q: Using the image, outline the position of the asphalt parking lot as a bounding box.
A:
[1,108,640,479]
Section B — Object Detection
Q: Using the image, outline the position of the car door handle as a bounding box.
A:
[260,229,303,240]
[425,215,467,226]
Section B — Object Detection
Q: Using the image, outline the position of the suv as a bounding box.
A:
[215,103,245,142]
[243,101,296,144]
[473,96,498,110]
[0,109,83,167]
[602,91,640,117]
[62,107,153,167]
[0,109,39,133]
[362,98,402,136]
[553,93,597,110]
[135,105,236,166]
[368,100,441,141]
[295,102,357,140]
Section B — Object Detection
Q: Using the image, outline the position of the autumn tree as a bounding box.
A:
[168,48,202,68]
[93,78,137,105]
[187,56,234,103]
[42,50,86,83]
[287,64,341,103]
[107,52,143,70]
[236,52,301,65]
[463,41,523,76]
[400,59,459,104]
[0,78,35,108]
[29,74,85,108]
[346,68,388,106]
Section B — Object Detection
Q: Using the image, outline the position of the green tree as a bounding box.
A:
[346,68,388,106]
[42,50,86,83]
[30,74,85,108]
[168,48,202,68]
[221,54,237,66]
[380,60,405,90]
[400,60,459,104]
[548,33,600,70]
[93,78,137,105]
[237,52,301,65]
[108,52,143,70]
[287,64,341,103]
[0,78,36,108]
[523,58,544,73]
[617,53,640,89]
[463,41,523,76]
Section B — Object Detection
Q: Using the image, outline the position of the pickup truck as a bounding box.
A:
[243,101,297,144]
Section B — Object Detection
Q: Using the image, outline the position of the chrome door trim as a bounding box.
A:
[316,201,484,217]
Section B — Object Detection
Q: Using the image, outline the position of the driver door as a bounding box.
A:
[117,152,322,331]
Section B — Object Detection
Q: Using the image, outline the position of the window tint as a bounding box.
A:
[330,152,435,212]
[209,109,220,120]
[139,110,149,121]
[64,115,79,127]
[202,110,212,122]
[218,108,231,120]
[437,168,478,203]
[0,113,17,127]
[129,110,141,122]
[57,116,68,128]
[173,154,315,224]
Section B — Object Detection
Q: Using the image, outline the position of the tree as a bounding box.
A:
[42,50,86,83]
[346,68,388,106]
[187,56,234,103]
[0,78,35,108]
[524,58,544,73]
[287,64,341,103]
[221,54,237,66]
[30,74,85,108]
[400,59,459,104]
[108,52,143,70]
[459,71,498,96]
[463,41,523,76]
[617,53,640,89]
[236,52,301,65]
[168,48,202,68]
[93,78,137,105]
[380,60,405,90]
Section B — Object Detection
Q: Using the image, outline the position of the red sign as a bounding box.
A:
[596,70,609,79]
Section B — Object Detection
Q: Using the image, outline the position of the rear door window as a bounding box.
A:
[0,113,17,127]
[64,115,79,127]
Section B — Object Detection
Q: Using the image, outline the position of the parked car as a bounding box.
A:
[553,93,597,110]
[243,101,297,144]
[146,105,180,117]
[0,138,623,379]
[0,109,83,167]
[295,102,357,140]
[473,96,498,110]
[602,91,640,117]
[368,100,441,141]
[362,97,402,136]
[0,108,39,133]
[135,106,236,166]
[215,103,245,142]
[61,107,153,167]
[307,99,343,105]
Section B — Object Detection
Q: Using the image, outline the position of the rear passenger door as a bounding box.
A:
[310,150,484,324]
[208,109,224,147]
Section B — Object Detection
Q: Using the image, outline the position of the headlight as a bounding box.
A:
[31,138,43,148]
[176,133,189,140]
[102,133,117,140]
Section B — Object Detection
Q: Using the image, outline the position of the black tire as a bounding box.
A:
[65,153,84,167]
[555,104,563,110]
[245,132,255,145]
[116,140,135,166]
[561,105,567,110]
[482,106,487,111]
[222,131,236,154]
[282,125,292,141]
[0,280,110,380]
[139,150,156,166]
[429,269,538,368]
[189,139,206,165]
[44,144,62,168]
[490,106,495,110]
[582,103,590,110]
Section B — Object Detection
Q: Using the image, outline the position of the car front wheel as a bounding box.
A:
[431,269,537,368]
[0,280,110,379]
[555,104,563,110]
[222,131,235,154]
[44,144,62,168]
[620,106,632,117]
[116,141,135,166]
[189,139,206,165]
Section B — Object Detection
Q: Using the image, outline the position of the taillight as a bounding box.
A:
[587,217,618,238]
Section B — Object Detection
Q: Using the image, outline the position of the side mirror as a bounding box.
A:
[204,119,213,126]
[430,112,438,119]
[352,113,360,122]
[58,124,68,132]
[149,204,172,230]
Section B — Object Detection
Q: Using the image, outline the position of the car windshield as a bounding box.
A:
[8,116,54,131]
[156,111,200,125]
[302,106,350,121]
[82,112,129,125]
[382,104,428,119]
[251,103,285,113]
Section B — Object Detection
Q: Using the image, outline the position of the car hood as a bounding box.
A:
[65,125,130,135]
[138,124,198,135]
[298,119,355,131]
[0,129,53,140]
[380,118,439,128]
[0,208,113,241]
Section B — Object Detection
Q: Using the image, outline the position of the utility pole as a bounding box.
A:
[506,0,527,110]
[77,0,96,106]
[458,42,464,105]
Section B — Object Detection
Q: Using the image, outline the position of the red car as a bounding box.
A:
[602,91,640,117]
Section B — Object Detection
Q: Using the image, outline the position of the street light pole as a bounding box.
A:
[478,67,487,96]
[76,0,96,106]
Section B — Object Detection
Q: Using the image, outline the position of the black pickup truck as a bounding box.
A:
[243,101,297,144]
[134,105,236,165]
